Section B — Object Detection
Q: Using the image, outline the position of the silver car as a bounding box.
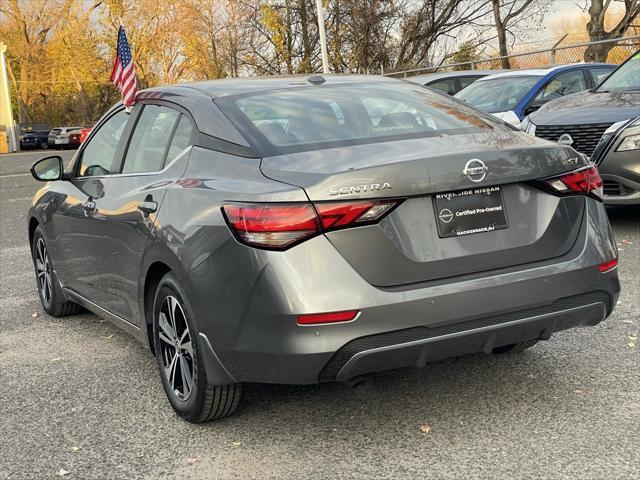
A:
[28,75,620,422]
[47,126,81,148]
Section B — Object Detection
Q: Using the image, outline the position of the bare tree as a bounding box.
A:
[584,0,640,61]
[395,0,491,70]
[489,0,551,69]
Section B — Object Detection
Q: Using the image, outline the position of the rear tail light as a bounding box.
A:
[222,199,401,250]
[297,310,359,325]
[222,203,319,249]
[541,165,603,201]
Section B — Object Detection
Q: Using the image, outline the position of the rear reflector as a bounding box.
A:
[223,199,401,250]
[598,258,618,273]
[297,310,359,325]
[543,164,603,201]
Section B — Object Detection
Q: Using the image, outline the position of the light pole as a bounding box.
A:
[315,0,330,74]
[0,42,18,152]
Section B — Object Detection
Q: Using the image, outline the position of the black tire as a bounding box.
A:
[492,339,539,354]
[32,226,80,317]
[152,272,242,422]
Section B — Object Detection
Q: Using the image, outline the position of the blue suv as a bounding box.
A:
[455,63,615,127]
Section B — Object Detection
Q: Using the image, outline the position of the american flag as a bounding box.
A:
[110,26,137,108]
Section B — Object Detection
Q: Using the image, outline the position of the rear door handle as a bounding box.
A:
[82,200,96,211]
[138,201,158,214]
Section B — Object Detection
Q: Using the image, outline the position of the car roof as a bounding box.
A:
[476,63,615,81]
[155,74,398,98]
[409,70,502,83]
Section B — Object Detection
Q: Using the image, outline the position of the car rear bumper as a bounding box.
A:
[323,291,610,382]
[186,199,620,385]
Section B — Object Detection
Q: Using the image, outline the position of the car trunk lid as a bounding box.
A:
[261,132,587,286]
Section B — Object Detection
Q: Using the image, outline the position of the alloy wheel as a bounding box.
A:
[158,295,194,401]
[35,238,53,305]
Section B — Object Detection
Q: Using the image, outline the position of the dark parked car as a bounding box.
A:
[408,70,501,95]
[28,75,620,423]
[20,131,50,150]
[456,63,616,127]
[523,51,640,205]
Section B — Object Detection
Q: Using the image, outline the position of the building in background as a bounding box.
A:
[1,42,18,153]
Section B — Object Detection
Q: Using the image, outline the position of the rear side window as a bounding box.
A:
[591,67,613,86]
[165,115,194,164]
[458,76,480,90]
[427,79,456,95]
[219,82,498,155]
[122,105,180,174]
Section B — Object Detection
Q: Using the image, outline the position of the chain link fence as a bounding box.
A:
[387,36,640,77]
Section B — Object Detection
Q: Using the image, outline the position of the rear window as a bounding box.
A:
[216,82,501,155]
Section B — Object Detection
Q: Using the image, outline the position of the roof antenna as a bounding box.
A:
[307,75,326,85]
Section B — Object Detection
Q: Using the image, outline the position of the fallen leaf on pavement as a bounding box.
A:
[71,446,82,452]
[105,334,114,340]
[419,424,432,434]
[31,312,38,318]
[51,358,61,363]
[230,441,241,446]
[57,469,70,477]
[573,389,583,395]
[186,457,198,465]
[622,319,633,324]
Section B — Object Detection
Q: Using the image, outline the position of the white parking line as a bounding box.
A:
[0,173,31,178]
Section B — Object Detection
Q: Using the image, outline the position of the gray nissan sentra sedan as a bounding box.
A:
[28,75,620,422]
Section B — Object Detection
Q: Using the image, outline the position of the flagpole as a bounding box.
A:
[315,0,330,74]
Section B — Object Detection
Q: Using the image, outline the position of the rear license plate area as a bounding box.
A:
[433,186,508,238]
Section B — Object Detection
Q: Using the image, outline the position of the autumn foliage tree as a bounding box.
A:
[1,0,635,127]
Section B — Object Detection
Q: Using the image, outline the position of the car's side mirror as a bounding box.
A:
[30,155,64,182]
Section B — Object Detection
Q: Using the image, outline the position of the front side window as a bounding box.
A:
[122,105,180,174]
[455,76,541,113]
[531,70,588,107]
[218,82,499,155]
[79,110,129,176]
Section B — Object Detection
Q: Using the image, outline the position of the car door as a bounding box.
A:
[50,109,132,300]
[88,102,196,324]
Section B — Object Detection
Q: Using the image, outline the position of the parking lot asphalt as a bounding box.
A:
[1,150,638,480]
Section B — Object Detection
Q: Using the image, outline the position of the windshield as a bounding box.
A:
[217,82,503,155]
[596,52,640,92]
[455,76,541,113]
